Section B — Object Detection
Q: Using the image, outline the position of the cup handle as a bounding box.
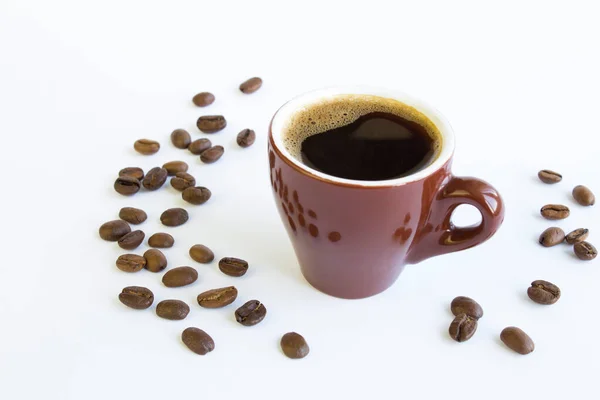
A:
[406,176,505,264]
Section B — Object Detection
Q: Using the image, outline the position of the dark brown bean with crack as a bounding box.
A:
[239,77,262,94]
[160,208,189,227]
[200,145,224,163]
[527,280,561,305]
[235,300,266,326]
[162,266,198,288]
[143,249,167,272]
[572,185,595,206]
[116,254,146,272]
[142,167,168,191]
[197,286,238,308]
[537,169,562,184]
[192,92,215,107]
[114,176,141,195]
[236,129,256,148]
[281,332,310,359]
[448,313,478,342]
[170,129,191,149]
[540,204,570,220]
[148,232,174,248]
[119,167,144,181]
[170,172,196,191]
[118,286,154,309]
[182,327,214,355]
[117,230,145,250]
[119,207,147,225]
[539,227,565,247]
[500,327,534,355]
[182,186,211,205]
[188,138,212,155]
[189,244,214,263]
[574,241,597,260]
[156,300,190,320]
[219,257,248,277]
[450,296,483,319]
[99,220,131,241]
[566,228,589,244]
[134,139,160,155]
[197,115,226,133]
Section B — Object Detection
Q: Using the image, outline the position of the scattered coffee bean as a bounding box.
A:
[574,241,597,261]
[189,244,215,263]
[197,115,226,133]
[537,169,562,184]
[119,207,147,225]
[116,254,146,273]
[99,220,131,241]
[119,167,144,181]
[500,327,534,355]
[188,138,212,155]
[142,167,168,191]
[148,232,174,248]
[162,161,189,176]
[540,204,570,220]
[114,176,141,195]
[134,139,160,155]
[170,129,191,149]
[156,300,190,320]
[450,296,483,319]
[118,230,145,250]
[170,172,196,191]
[197,286,238,308]
[200,145,224,164]
[539,227,565,247]
[572,185,595,206]
[565,228,589,244]
[182,327,215,355]
[182,186,211,205]
[160,208,189,227]
[143,249,167,272]
[192,92,215,107]
[239,77,262,94]
[281,332,310,359]
[118,286,154,310]
[448,313,478,342]
[527,280,561,305]
[162,266,198,288]
[236,129,256,148]
[219,257,248,277]
[235,300,266,326]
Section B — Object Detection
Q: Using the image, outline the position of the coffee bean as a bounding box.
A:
[219,257,248,277]
[182,327,214,355]
[189,244,215,263]
[281,332,310,359]
[134,139,160,155]
[119,207,147,225]
[538,169,562,184]
[540,204,570,220]
[99,220,131,241]
[156,300,190,320]
[197,115,226,133]
[188,138,212,155]
[235,300,266,326]
[142,167,168,191]
[574,241,597,261]
[500,327,534,355]
[192,92,215,107]
[162,266,198,288]
[143,249,167,272]
[162,161,189,176]
[182,186,211,205]
[148,232,174,248]
[565,228,589,244]
[170,172,196,191]
[119,167,144,181]
[114,176,141,195]
[236,129,256,148]
[197,286,238,308]
[118,286,154,309]
[116,254,146,272]
[118,230,145,250]
[572,185,595,206]
[239,77,262,94]
[538,227,565,247]
[448,313,478,342]
[527,280,561,305]
[200,145,224,164]
[450,296,483,319]
[170,129,191,149]
[160,208,189,227]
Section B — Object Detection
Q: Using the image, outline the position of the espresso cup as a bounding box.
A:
[268,87,504,299]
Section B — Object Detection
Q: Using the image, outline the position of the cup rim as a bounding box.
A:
[269,86,455,187]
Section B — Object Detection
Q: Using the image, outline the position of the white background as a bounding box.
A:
[1,1,599,399]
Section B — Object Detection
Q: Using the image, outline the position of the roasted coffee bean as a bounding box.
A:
[540,204,570,220]
[182,186,211,205]
[450,296,483,319]
[134,139,160,155]
[539,227,565,247]
[200,145,224,164]
[189,244,215,263]
[170,129,191,149]
[119,167,144,181]
[116,254,146,272]
[162,161,188,176]
[574,241,597,261]
[500,327,534,355]
[148,232,174,248]
[160,208,189,227]
[236,129,256,148]
[162,266,198,288]
[235,300,266,326]
[114,176,141,195]
[197,115,226,133]
[142,167,168,191]
[99,220,131,241]
[182,327,214,355]
[527,280,561,305]
[156,300,190,320]
[143,249,167,272]
[239,77,262,94]
[197,286,238,308]
[188,138,212,155]
[192,92,215,107]
[281,332,310,359]
[566,228,589,244]
[448,313,478,342]
[118,286,154,310]
[572,185,595,206]
[170,172,196,191]
[118,230,145,250]
[538,169,562,184]
[119,207,147,225]
[219,257,248,277]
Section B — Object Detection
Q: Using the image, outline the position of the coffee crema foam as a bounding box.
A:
[281,94,443,162]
